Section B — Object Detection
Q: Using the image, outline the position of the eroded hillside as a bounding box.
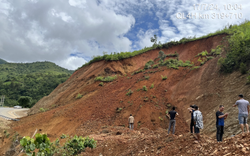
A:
[11,34,249,139]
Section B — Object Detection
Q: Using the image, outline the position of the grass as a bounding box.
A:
[161,75,167,80]
[126,89,133,96]
[150,83,154,89]
[76,93,83,99]
[145,76,150,80]
[95,75,117,82]
[99,82,103,86]
[142,86,148,91]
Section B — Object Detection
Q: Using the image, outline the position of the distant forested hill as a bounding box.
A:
[0,58,7,64]
[0,60,74,107]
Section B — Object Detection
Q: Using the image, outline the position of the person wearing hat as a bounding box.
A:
[233,94,250,133]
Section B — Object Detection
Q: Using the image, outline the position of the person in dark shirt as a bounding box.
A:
[216,105,228,142]
[166,106,179,134]
[188,105,196,134]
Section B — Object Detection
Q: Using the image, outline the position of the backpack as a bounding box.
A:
[194,111,203,129]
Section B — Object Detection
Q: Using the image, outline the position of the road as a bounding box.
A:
[0,107,29,119]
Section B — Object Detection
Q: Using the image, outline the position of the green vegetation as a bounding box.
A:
[159,58,193,69]
[161,75,167,80]
[158,50,166,61]
[132,69,145,75]
[144,59,154,69]
[191,66,201,70]
[159,117,163,121]
[142,86,148,91]
[217,21,250,73]
[240,62,247,74]
[99,82,104,86]
[153,64,158,68]
[150,83,154,89]
[126,89,133,96]
[94,75,117,82]
[247,76,250,84]
[145,76,150,80]
[4,130,10,138]
[0,58,7,65]
[40,108,45,112]
[76,93,83,99]
[60,134,67,139]
[79,21,231,70]
[20,133,96,156]
[0,61,72,107]
[166,51,179,57]
[196,50,208,57]
[18,96,32,108]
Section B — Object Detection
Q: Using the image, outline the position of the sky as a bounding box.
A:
[0,0,249,70]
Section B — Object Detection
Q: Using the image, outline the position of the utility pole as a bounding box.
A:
[0,95,5,107]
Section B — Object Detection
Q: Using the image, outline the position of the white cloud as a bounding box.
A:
[56,56,87,70]
[0,0,249,70]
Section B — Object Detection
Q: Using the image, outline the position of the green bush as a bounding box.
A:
[158,50,166,61]
[240,62,247,74]
[161,75,167,80]
[142,86,148,91]
[20,133,97,156]
[126,89,133,96]
[40,108,45,112]
[166,51,179,57]
[76,93,83,99]
[145,76,150,80]
[95,75,117,82]
[150,83,154,89]
[153,64,158,68]
[196,50,208,57]
[63,136,97,155]
[191,66,201,70]
[60,134,67,139]
[247,76,250,84]
[99,82,104,86]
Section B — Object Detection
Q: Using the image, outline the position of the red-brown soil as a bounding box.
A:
[2,34,250,155]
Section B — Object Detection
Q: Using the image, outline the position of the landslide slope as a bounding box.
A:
[11,33,249,140]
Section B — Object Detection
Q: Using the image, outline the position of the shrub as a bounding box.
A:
[158,50,166,61]
[144,63,151,69]
[99,82,103,86]
[95,75,117,82]
[191,66,201,70]
[240,62,247,74]
[61,134,67,139]
[76,93,83,99]
[153,64,158,68]
[142,86,148,91]
[247,76,250,84]
[145,76,150,80]
[150,83,154,89]
[40,108,45,112]
[126,89,133,96]
[196,50,208,57]
[166,51,179,57]
[63,136,97,155]
[161,75,167,80]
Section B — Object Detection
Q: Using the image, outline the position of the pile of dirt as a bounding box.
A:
[78,126,250,156]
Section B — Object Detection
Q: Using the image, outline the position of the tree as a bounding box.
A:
[150,34,157,45]
[18,96,32,108]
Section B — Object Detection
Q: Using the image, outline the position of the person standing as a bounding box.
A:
[193,105,203,141]
[216,105,228,142]
[166,106,179,135]
[233,94,250,133]
[188,105,195,134]
[128,114,134,130]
